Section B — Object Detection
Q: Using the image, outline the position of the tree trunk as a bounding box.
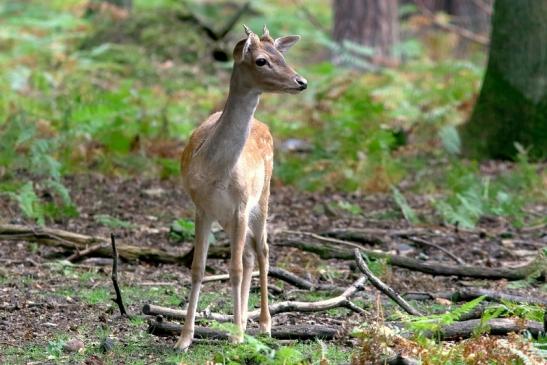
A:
[449,0,491,38]
[460,0,547,160]
[333,0,399,65]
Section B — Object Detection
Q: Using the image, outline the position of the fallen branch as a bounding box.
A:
[4,224,543,281]
[0,224,229,265]
[202,267,340,291]
[148,318,341,340]
[110,234,128,316]
[402,236,465,265]
[67,242,108,262]
[323,227,428,245]
[444,288,547,306]
[202,271,256,283]
[277,239,546,281]
[354,249,422,316]
[403,289,547,306]
[423,318,544,340]
[268,267,340,291]
[143,276,367,322]
[323,228,464,264]
[144,304,231,322]
[280,230,368,251]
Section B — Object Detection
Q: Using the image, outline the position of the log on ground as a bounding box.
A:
[424,318,544,340]
[0,224,228,265]
[148,319,341,340]
[277,239,546,281]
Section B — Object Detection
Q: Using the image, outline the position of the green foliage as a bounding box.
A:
[210,325,307,365]
[439,125,461,155]
[10,182,45,225]
[94,214,135,229]
[431,151,542,228]
[404,296,485,336]
[0,0,543,235]
[491,301,545,323]
[392,187,419,224]
[5,181,78,225]
[328,200,362,215]
[81,287,110,305]
[46,337,66,360]
[530,333,547,361]
[169,218,196,241]
[276,55,482,192]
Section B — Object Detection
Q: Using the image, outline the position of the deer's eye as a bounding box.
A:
[255,58,267,67]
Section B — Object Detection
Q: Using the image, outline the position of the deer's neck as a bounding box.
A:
[201,68,260,175]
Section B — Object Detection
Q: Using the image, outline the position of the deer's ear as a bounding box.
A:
[274,35,300,53]
[234,33,260,63]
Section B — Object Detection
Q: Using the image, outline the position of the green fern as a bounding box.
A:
[392,187,419,224]
[9,182,45,225]
[404,296,486,336]
[439,125,461,155]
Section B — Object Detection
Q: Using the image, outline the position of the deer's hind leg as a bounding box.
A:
[174,209,213,351]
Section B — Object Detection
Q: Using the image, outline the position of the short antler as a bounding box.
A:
[243,24,252,36]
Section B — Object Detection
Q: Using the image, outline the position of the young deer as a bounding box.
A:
[175,25,307,351]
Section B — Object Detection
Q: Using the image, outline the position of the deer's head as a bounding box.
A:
[233,25,307,94]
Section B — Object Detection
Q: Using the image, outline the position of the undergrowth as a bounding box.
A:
[1,0,544,229]
[353,297,546,365]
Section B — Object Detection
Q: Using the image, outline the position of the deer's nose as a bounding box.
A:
[295,75,308,90]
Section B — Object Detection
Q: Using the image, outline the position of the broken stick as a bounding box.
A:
[143,276,367,322]
[354,249,422,316]
[111,234,128,316]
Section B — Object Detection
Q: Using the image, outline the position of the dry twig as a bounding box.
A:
[67,242,108,262]
[354,249,422,316]
[110,234,128,316]
[402,235,465,265]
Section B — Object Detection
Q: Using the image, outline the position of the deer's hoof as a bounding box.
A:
[173,336,193,352]
[259,322,271,336]
[230,333,244,345]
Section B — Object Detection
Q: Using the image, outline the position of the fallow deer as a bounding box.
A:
[175,25,307,351]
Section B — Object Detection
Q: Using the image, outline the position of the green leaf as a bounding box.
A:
[439,125,461,155]
[392,187,419,224]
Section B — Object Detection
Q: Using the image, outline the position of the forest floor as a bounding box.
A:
[0,174,545,364]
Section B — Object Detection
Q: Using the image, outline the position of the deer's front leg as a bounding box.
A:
[229,209,248,344]
[174,210,213,352]
[240,243,255,330]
